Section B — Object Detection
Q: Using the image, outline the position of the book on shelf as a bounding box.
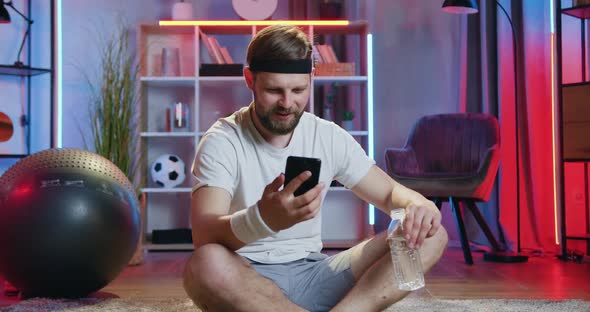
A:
[199,30,226,64]
[207,36,225,64]
[220,47,234,64]
[316,44,338,63]
[326,45,339,63]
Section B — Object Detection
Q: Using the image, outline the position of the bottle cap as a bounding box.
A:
[390,208,405,221]
[388,208,406,236]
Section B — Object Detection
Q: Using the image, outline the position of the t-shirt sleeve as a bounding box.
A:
[332,126,375,189]
[191,132,238,197]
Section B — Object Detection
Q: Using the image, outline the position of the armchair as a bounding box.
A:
[385,113,502,264]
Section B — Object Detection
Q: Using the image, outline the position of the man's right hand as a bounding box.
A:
[257,171,325,232]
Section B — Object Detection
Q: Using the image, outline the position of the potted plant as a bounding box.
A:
[342,110,355,131]
[83,22,144,265]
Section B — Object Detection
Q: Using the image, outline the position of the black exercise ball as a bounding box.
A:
[0,148,140,298]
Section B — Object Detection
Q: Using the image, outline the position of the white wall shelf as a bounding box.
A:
[140,76,196,87]
[141,132,198,137]
[141,187,193,193]
[313,76,367,83]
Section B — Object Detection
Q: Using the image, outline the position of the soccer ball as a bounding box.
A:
[150,154,186,188]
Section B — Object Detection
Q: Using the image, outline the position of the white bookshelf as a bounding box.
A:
[138,21,373,250]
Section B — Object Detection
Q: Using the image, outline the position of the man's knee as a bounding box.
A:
[422,226,448,263]
[434,225,449,248]
[183,244,243,301]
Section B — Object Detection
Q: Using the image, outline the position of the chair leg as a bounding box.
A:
[464,200,502,251]
[449,197,473,265]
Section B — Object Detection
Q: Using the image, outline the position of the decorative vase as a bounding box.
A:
[172,1,194,20]
[161,47,180,76]
[169,102,190,132]
[342,120,354,131]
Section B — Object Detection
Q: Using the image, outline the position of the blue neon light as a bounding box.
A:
[549,0,554,33]
[56,0,63,148]
[367,33,375,225]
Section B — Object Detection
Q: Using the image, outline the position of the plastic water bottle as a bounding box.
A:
[388,208,425,291]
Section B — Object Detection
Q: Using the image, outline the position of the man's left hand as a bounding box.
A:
[402,202,441,249]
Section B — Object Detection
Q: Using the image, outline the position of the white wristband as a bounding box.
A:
[230,204,277,244]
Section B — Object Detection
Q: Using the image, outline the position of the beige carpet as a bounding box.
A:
[1,297,589,312]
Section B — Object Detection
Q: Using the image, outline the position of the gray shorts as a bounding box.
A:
[245,250,356,312]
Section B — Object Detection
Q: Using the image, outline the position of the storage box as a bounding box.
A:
[151,228,192,244]
[315,63,355,76]
[199,64,244,76]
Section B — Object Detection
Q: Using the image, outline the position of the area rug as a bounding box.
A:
[1,297,589,312]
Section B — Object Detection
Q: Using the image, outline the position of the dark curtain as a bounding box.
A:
[462,0,554,253]
[460,0,509,251]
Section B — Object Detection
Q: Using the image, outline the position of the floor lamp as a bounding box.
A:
[442,0,528,263]
[0,1,34,67]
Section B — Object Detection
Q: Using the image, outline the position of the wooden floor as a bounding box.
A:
[1,247,589,307]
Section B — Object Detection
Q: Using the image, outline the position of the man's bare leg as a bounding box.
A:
[183,244,307,312]
[332,226,448,312]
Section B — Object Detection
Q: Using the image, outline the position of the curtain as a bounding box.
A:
[461,0,556,254]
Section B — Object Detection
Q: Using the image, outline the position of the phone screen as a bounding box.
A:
[284,156,321,196]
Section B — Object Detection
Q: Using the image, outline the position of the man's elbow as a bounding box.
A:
[190,219,212,248]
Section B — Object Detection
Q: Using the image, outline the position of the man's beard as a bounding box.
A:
[254,103,304,135]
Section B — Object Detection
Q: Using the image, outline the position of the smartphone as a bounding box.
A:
[284,156,321,196]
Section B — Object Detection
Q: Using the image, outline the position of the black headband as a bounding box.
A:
[249,59,312,74]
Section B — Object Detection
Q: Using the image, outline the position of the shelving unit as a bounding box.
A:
[556,2,590,258]
[0,1,55,159]
[138,21,372,251]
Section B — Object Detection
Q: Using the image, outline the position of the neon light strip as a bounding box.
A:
[551,33,559,245]
[159,20,350,27]
[367,33,375,225]
[550,0,555,33]
[550,0,559,245]
[56,0,63,148]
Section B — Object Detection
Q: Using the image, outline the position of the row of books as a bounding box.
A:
[200,30,234,64]
[199,34,341,66]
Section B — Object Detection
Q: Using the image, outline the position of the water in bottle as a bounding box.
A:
[388,208,425,291]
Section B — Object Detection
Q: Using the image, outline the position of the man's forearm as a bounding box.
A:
[388,180,432,212]
[191,214,246,251]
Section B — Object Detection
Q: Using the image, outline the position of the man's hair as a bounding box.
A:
[246,24,312,68]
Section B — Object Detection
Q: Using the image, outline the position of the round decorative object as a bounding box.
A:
[0,148,141,298]
[150,154,186,188]
[232,0,278,20]
[0,112,14,142]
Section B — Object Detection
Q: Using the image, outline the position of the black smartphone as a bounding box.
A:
[284,156,321,196]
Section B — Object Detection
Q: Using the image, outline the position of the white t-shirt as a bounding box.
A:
[191,105,375,263]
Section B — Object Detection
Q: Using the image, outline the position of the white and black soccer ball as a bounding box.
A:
[150,154,186,188]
